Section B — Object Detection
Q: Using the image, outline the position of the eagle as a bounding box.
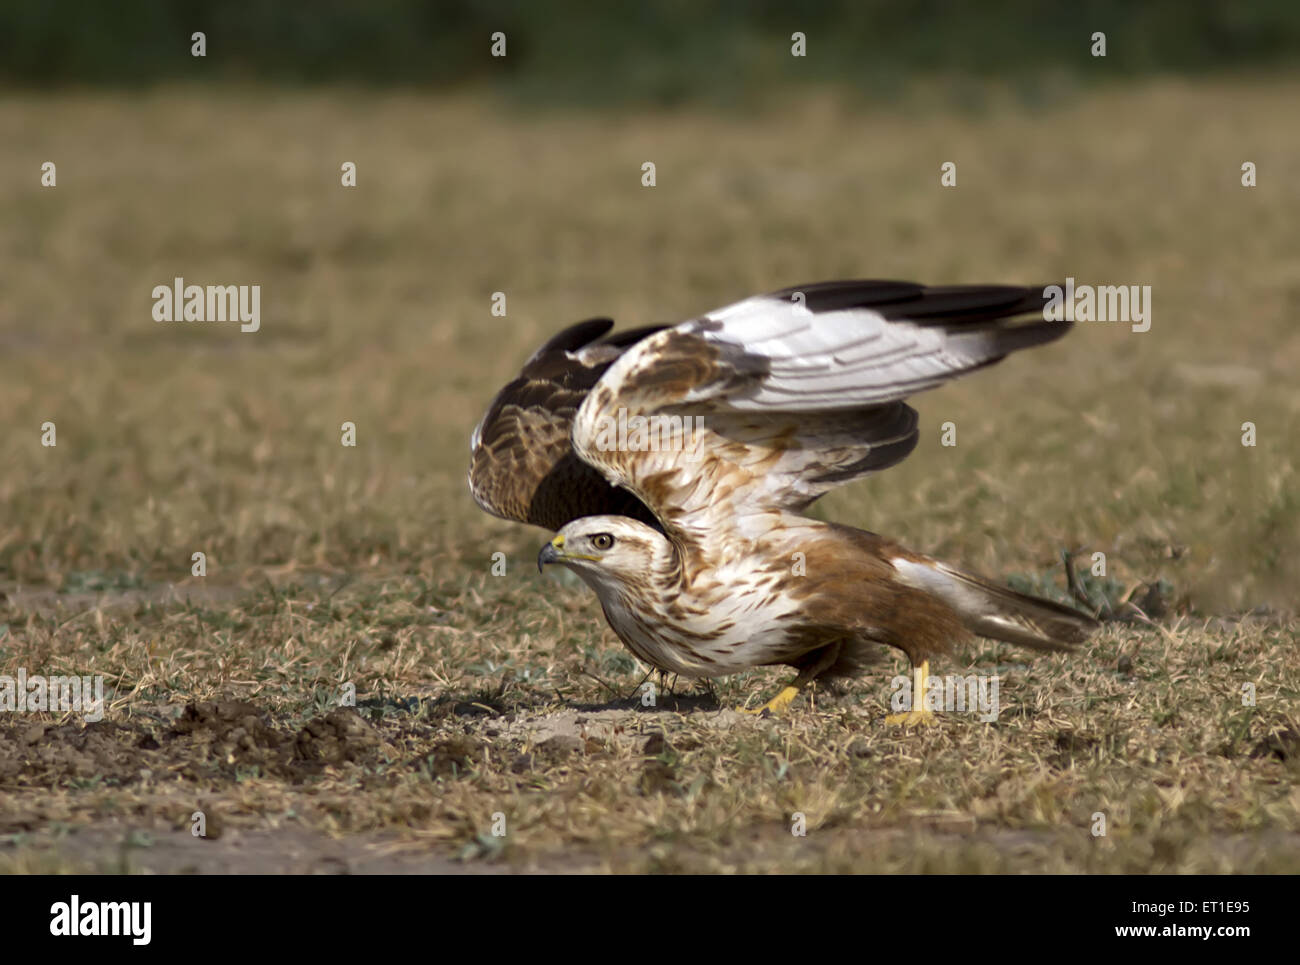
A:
[468,280,1097,721]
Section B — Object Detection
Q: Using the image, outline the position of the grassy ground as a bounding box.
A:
[0,78,1297,872]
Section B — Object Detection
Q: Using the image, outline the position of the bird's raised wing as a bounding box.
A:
[468,318,665,531]
[571,280,1070,538]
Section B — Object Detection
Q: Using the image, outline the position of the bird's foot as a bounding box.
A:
[738,685,800,716]
[884,708,938,727]
[885,660,937,726]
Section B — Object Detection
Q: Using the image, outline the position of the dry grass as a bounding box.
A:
[0,78,1297,872]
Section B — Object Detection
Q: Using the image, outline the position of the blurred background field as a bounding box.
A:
[0,1,1296,873]
[1,81,1295,611]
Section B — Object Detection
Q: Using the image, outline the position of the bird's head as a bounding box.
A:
[537,516,669,594]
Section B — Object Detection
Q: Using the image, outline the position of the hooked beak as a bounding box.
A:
[537,534,564,573]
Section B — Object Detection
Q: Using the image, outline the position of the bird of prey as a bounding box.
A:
[469,280,1097,721]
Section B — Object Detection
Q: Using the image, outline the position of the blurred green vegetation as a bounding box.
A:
[3,1,1299,104]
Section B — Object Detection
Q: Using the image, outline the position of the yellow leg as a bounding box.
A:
[739,643,841,716]
[884,660,938,726]
[739,684,801,716]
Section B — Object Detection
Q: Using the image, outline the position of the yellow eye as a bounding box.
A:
[591,533,614,551]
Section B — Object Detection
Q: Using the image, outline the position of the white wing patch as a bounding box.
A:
[684,296,1029,411]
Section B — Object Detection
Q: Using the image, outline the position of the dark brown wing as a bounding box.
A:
[468,319,666,531]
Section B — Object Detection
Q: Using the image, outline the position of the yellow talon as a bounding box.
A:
[739,684,801,716]
[737,644,843,716]
[884,709,938,726]
[885,660,940,726]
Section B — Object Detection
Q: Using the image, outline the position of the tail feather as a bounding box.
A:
[892,558,1098,652]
